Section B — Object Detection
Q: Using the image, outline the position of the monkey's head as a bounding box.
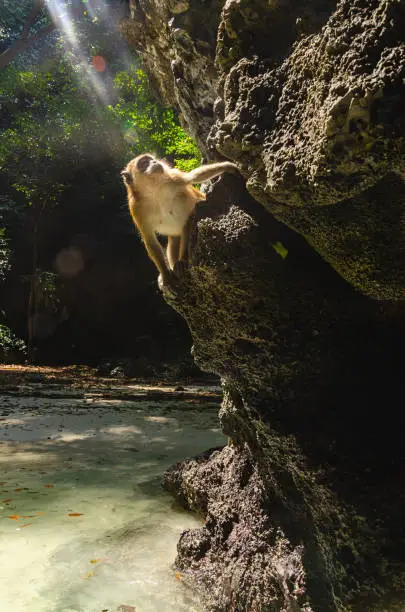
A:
[121,154,167,186]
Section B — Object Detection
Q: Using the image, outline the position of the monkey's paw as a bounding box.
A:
[158,271,179,295]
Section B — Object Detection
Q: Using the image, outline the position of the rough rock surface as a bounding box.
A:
[213,0,405,300]
[162,176,404,611]
[121,1,405,610]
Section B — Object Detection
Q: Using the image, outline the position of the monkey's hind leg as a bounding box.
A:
[167,236,180,270]
[173,216,193,279]
[141,229,177,292]
[179,213,194,263]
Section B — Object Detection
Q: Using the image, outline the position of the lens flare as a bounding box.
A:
[55,247,84,278]
[92,55,106,72]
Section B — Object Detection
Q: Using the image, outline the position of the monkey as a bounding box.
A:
[121,153,238,292]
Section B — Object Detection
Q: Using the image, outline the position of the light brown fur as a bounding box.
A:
[121,153,238,290]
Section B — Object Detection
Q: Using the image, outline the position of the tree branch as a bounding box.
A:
[30,22,57,44]
[21,0,45,40]
[0,0,54,69]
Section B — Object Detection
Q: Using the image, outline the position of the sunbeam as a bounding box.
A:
[44,0,126,105]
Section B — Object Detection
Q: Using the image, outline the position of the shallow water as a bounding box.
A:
[0,386,225,612]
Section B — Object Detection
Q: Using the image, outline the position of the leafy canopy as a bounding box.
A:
[110,67,200,172]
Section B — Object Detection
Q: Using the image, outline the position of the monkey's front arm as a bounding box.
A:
[185,161,238,184]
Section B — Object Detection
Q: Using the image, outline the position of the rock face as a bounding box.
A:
[213,0,405,300]
[121,1,405,610]
[121,0,224,154]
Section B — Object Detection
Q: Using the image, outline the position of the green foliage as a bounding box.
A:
[0,196,13,280]
[0,324,27,362]
[0,5,201,363]
[0,63,127,229]
[0,233,10,282]
[1,62,114,167]
[110,68,200,171]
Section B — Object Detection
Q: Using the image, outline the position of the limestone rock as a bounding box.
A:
[121,1,405,609]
